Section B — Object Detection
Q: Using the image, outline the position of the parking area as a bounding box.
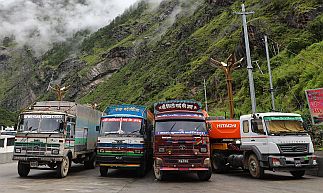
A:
[0,162,322,193]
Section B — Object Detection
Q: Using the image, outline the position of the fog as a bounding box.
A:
[0,0,138,55]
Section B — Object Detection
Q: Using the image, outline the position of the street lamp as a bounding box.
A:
[210,54,244,119]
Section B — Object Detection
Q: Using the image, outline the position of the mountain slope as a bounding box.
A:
[0,0,322,126]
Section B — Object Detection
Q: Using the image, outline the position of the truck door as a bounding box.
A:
[66,123,75,149]
[249,118,268,154]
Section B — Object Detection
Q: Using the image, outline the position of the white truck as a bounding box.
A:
[208,112,318,178]
[13,101,102,178]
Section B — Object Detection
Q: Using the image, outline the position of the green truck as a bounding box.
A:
[13,101,102,178]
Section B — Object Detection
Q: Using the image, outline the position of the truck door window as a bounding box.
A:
[7,138,15,146]
[251,119,264,134]
[243,120,249,133]
[0,139,4,147]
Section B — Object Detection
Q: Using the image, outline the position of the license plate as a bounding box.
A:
[30,161,38,167]
[295,160,302,167]
[178,159,189,164]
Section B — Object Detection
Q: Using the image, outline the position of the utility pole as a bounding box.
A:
[203,78,208,112]
[210,54,244,119]
[264,35,276,111]
[235,2,257,114]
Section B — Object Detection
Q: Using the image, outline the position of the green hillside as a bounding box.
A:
[77,0,323,116]
[0,0,322,139]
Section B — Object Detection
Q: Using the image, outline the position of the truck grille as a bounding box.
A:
[163,144,194,154]
[278,144,308,154]
[15,143,59,156]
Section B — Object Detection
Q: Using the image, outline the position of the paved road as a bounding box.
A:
[0,162,322,193]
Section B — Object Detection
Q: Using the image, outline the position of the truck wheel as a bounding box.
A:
[197,169,212,181]
[248,154,264,179]
[100,166,108,177]
[212,153,227,173]
[290,170,305,178]
[57,156,70,178]
[153,163,164,181]
[18,161,30,177]
[84,153,96,169]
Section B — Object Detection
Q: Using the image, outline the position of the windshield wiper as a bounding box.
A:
[25,127,37,136]
[104,131,119,135]
[49,128,60,137]
[168,122,177,132]
[195,123,203,131]
[130,129,141,134]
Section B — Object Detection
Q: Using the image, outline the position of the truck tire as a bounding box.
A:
[100,166,108,177]
[153,163,165,181]
[290,170,305,178]
[57,156,70,178]
[197,169,212,181]
[248,154,264,179]
[84,153,96,169]
[212,153,227,173]
[18,161,30,177]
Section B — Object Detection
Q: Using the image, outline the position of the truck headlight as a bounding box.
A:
[204,158,211,167]
[159,147,165,153]
[51,149,59,155]
[155,157,163,165]
[235,140,241,145]
[200,147,207,153]
[15,148,21,153]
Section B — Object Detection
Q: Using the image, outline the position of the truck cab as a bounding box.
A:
[13,101,101,178]
[96,105,153,177]
[240,112,317,178]
[153,100,212,181]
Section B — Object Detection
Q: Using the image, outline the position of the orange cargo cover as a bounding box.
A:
[208,120,241,139]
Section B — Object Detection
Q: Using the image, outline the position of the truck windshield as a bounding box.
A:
[264,116,305,134]
[155,120,206,134]
[19,114,65,132]
[100,117,142,135]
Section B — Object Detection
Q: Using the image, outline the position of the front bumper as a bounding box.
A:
[155,157,211,171]
[97,155,144,168]
[268,155,318,171]
[13,155,63,162]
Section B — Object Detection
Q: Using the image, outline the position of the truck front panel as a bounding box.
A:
[97,136,145,168]
[13,133,65,163]
[154,134,210,171]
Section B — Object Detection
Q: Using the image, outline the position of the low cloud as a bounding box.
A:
[0,0,138,55]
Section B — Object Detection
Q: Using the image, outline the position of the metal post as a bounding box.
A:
[236,3,257,114]
[210,56,243,119]
[264,35,275,111]
[203,78,208,112]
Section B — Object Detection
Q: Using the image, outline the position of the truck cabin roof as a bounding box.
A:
[104,104,149,119]
[240,112,302,120]
[101,114,145,119]
[155,111,205,121]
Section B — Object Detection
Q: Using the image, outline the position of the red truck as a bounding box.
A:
[153,100,212,181]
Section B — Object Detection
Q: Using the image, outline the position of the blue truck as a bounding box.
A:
[96,104,154,177]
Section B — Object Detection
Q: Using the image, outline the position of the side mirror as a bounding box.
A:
[60,121,65,132]
[96,125,100,132]
[207,123,212,131]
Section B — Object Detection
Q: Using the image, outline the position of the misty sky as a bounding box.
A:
[0,0,138,54]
